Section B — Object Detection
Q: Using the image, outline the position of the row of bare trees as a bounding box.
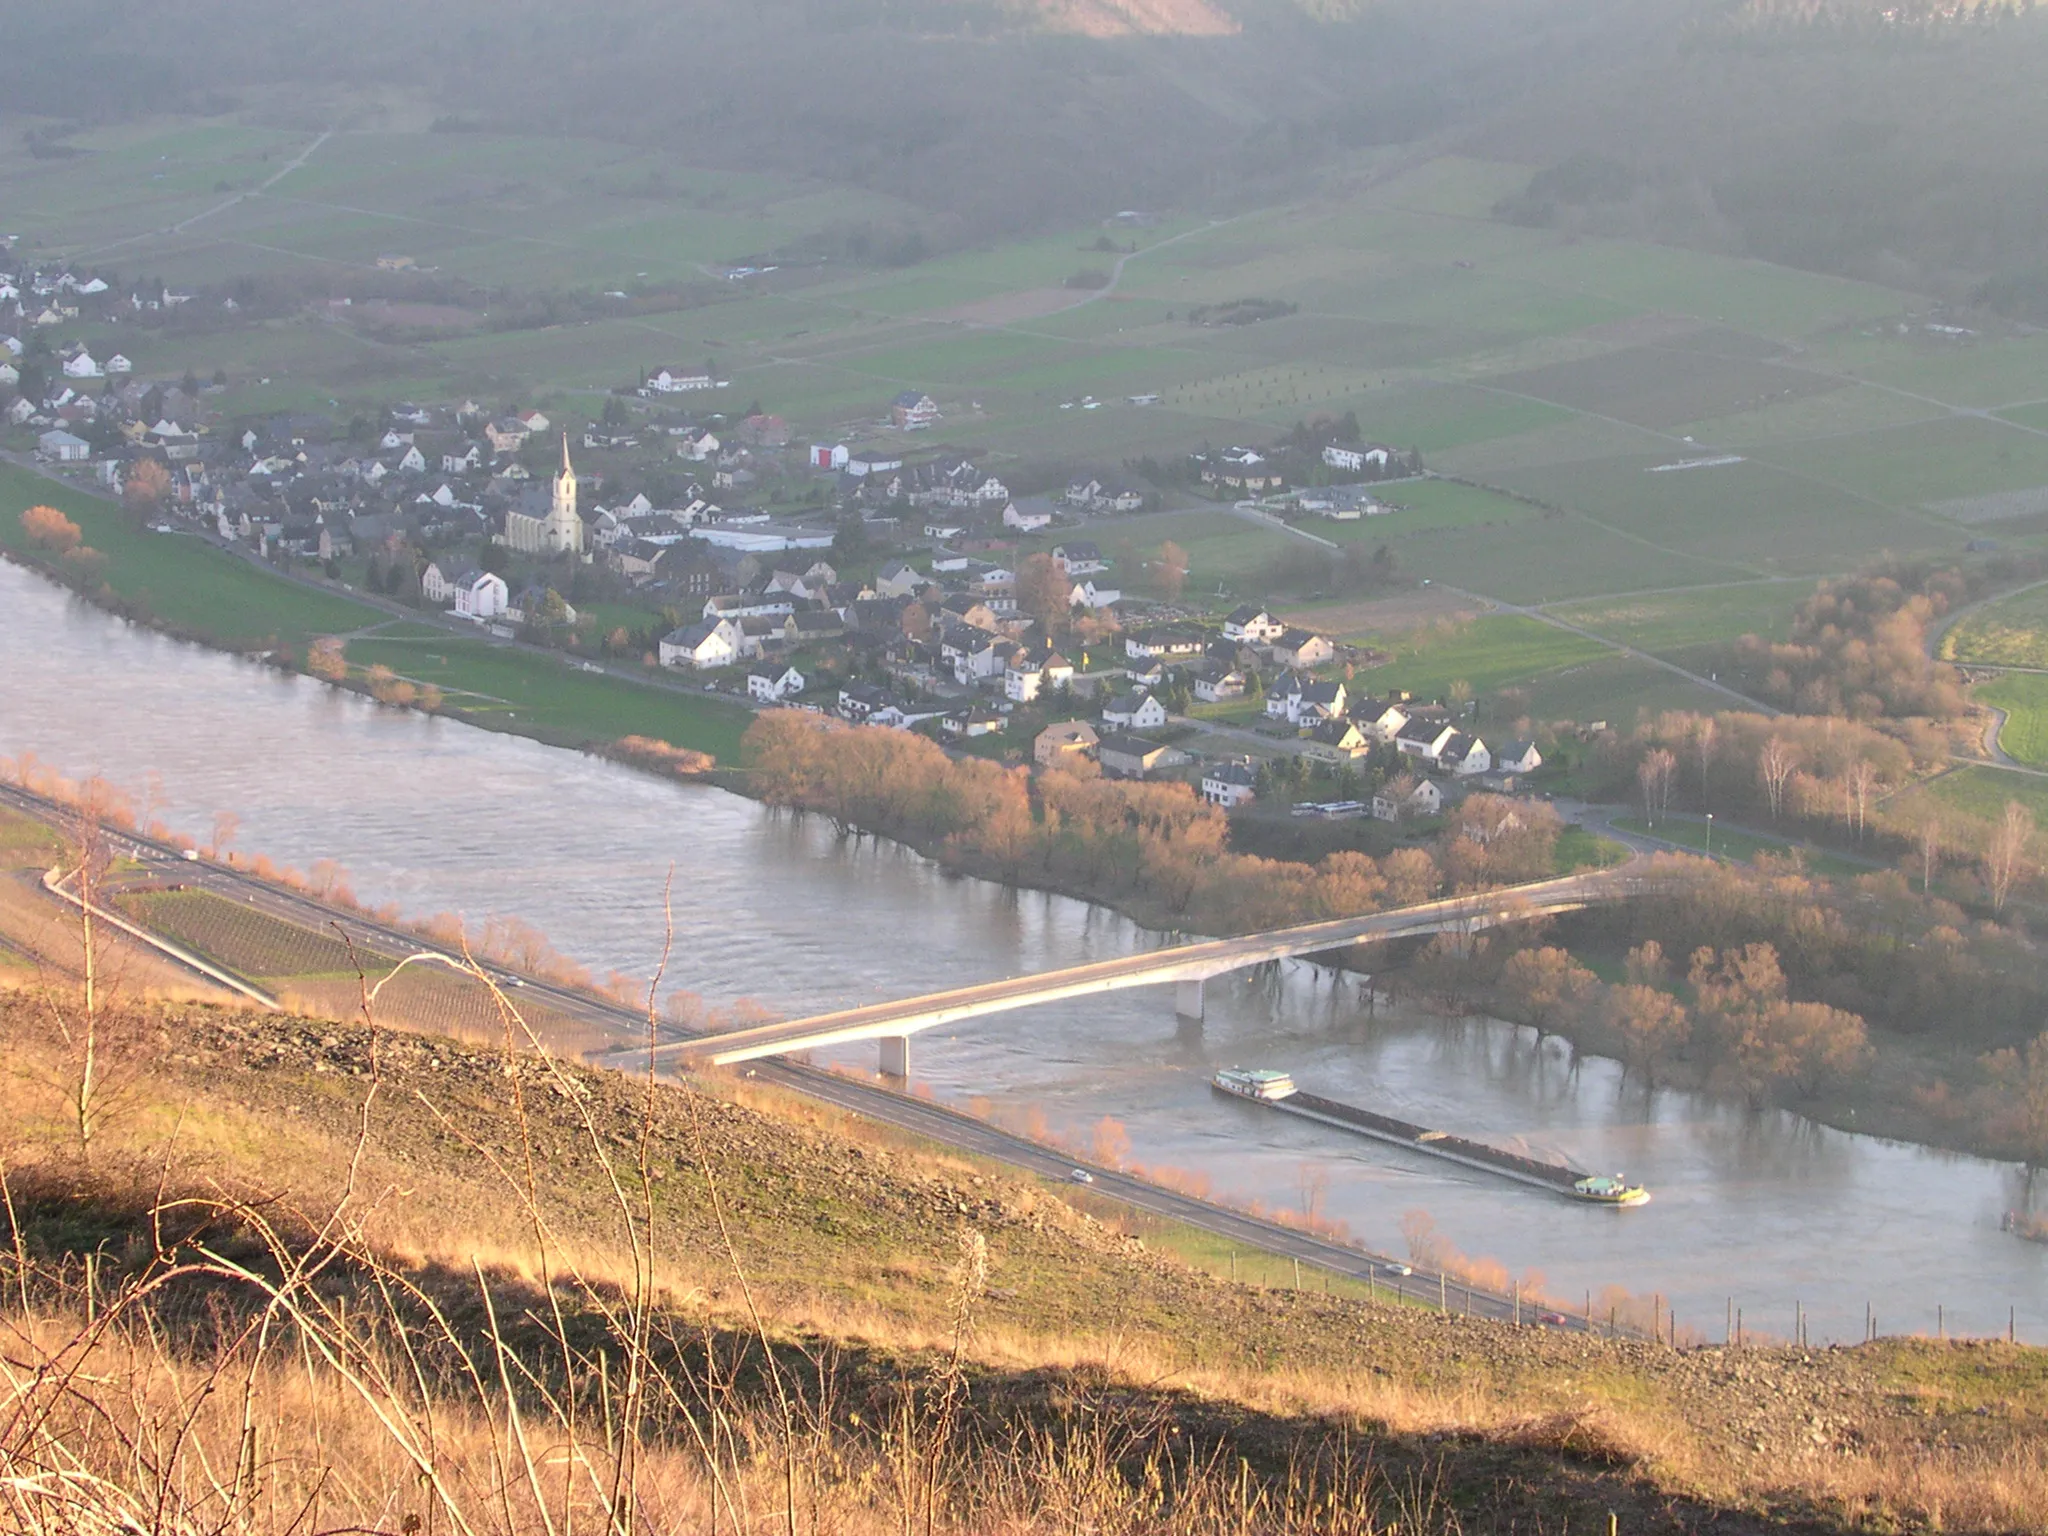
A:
[743,712,1479,932]
[1480,933,1872,1105]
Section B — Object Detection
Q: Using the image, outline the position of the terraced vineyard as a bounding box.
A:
[117,889,371,980]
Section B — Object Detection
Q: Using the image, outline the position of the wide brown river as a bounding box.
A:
[5,558,2045,1342]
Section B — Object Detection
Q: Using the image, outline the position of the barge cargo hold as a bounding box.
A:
[1211,1069,1649,1206]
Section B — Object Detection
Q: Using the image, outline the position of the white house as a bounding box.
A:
[1270,628,1335,669]
[1395,718,1459,764]
[1372,779,1443,822]
[648,368,718,393]
[1223,605,1286,644]
[62,350,101,379]
[1496,740,1543,775]
[104,354,132,375]
[1323,443,1393,474]
[747,663,806,702]
[659,618,741,670]
[1102,690,1169,731]
[892,391,941,430]
[1442,734,1492,777]
[1002,500,1052,532]
[1200,760,1259,811]
[1352,697,1410,743]
[1051,541,1106,576]
[1068,580,1121,611]
[451,570,510,621]
[1267,674,1347,726]
[1192,665,1246,704]
[37,429,89,462]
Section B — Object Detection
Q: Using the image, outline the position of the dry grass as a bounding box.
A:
[4,971,2048,1533]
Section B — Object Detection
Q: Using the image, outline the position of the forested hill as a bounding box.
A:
[1479,1,2048,304]
[4,0,2046,298]
[0,0,1663,241]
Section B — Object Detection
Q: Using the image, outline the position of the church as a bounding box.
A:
[502,436,585,556]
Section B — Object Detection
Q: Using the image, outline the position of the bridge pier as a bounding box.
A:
[878,1035,910,1079]
[1175,978,1207,1023]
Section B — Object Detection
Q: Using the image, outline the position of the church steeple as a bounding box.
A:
[547,433,583,554]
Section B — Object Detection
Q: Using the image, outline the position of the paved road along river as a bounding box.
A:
[3,557,2045,1342]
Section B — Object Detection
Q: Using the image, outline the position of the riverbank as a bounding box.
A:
[0,460,753,761]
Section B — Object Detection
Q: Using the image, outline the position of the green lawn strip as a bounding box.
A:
[342,636,751,760]
[1611,816,1869,877]
[0,463,388,647]
[1974,674,2048,767]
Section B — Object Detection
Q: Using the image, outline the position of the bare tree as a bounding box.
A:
[1637,748,1677,825]
[1918,813,1942,894]
[208,809,240,859]
[1758,737,1796,821]
[1694,716,1718,805]
[1845,758,1879,842]
[34,789,142,1163]
[1984,800,2034,914]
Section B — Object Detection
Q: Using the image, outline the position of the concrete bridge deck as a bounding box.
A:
[664,866,1668,1074]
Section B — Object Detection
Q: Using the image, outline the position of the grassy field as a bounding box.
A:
[1976,674,2048,767]
[342,634,752,759]
[1549,580,1815,654]
[1924,763,2048,827]
[1943,584,2048,667]
[1362,614,1611,699]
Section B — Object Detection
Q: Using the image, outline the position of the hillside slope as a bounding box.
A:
[4,989,2047,1533]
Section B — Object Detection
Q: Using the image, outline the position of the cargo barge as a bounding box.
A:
[1211,1069,1649,1206]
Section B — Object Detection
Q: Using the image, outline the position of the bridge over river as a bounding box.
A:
[662,865,1672,1076]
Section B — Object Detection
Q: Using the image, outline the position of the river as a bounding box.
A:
[4,557,2044,1344]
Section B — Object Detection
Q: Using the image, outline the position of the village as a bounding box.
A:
[2,257,1538,843]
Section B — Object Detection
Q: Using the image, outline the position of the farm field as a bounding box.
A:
[1974,674,2048,768]
[1359,614,1611,700]
[118,888,365,979]
[1372,513,1752,605]
[1940,584,2048,668]
[1313,478,1536,541]
[1549,580,1815,656]
[1505,654,1729,729]
[1485,455,1945,575]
